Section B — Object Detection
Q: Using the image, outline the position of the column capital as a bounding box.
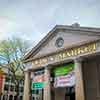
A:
[74,57,84,63]
[24,70,31,75]
[44,65,51,70]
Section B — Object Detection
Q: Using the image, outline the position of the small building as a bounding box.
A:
[23,23,100,100]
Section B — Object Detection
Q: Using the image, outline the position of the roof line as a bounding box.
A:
[24,24,100,61]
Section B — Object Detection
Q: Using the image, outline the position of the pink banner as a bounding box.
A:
[54,71,75,88]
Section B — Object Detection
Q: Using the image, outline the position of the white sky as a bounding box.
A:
[0,0,100,45]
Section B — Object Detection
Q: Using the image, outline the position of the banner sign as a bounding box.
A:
[32,82,44,90]
[32,74,44,90]
[54,71,75,88]
[33,74,44,83]
[54,63,74,76]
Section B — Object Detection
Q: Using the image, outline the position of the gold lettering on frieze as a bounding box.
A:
[84,47,88,52]
[32,43,97,67]
[39,58,48,65]
[74,48,78,56]
[71,49,74,56]
[34,60,39,65]
[66,51,71,57]
[62,52,66,58]
[56,53,64,60]
[88,43,96,52]
[77,47,84,54]
[81,47,85,53]
[43,58,48,63]
[93,43,96,50]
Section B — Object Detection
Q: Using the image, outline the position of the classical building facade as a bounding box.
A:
[23,24,100,100]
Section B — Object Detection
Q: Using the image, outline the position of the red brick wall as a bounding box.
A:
[0,75,3,94]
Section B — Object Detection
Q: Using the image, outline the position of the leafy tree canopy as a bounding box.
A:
[0,37,31,78]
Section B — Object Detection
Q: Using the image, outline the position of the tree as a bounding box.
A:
[0,37,31,100]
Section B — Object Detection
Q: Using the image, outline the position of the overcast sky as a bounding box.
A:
[0,0,100,44]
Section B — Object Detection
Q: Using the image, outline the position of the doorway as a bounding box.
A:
[54,87,75,100]
[65,92,75,100]
[65,87,75,100]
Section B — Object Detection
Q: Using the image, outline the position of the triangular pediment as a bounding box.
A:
[24,25,100,61]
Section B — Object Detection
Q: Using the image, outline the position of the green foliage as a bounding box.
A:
[0,37,31,99]
[0,37,30,82]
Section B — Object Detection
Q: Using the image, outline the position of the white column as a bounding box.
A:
[74,58,85,100]
[43,67,51,100]
[23,71,30,100]
[2,75,5,93]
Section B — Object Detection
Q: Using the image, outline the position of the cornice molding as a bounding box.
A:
[24,25,100,62]
[24,39,100,63]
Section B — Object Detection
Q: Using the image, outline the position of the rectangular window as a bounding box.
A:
[4,84,9,91]
[19,86,24,92]
[10,85,14,91]
[5,77,10,82]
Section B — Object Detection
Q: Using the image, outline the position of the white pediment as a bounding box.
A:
[32,30,99,59]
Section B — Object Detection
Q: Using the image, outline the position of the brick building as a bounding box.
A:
[0,66,24,100]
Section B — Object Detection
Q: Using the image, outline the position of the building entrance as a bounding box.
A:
[65,87,75,100]
[54,87,75,100]
[52,63,75,100]
[65,93,75,100]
